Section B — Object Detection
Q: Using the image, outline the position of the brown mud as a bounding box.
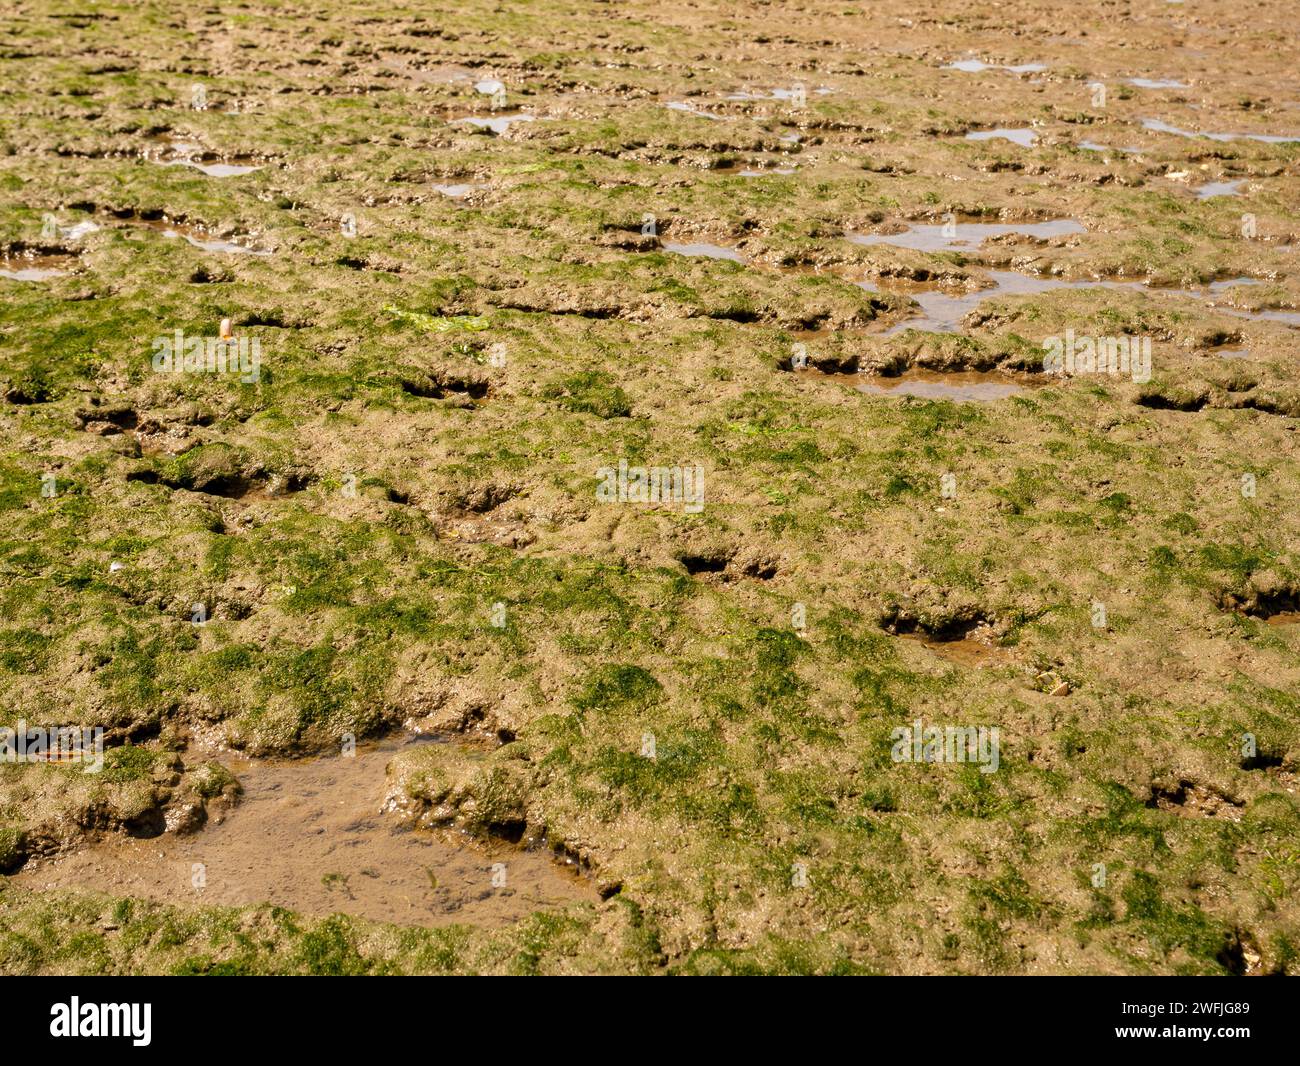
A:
[14,735,594,928]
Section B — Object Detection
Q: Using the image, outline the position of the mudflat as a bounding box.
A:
[0,0,1297,976]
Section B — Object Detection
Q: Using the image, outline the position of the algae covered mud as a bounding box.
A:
[0,0,1298,978]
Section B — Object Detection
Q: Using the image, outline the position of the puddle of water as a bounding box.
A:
[1079,140,1142,154]
[859,370,1027,402]
[146,138,262,177]
[1129,78,1187,89]
[1198,280,1300,325]
[724,87,834,100]
[148,154,261,178]
[945,59,1047,73]
[848,218,1084,253]
[861,270,1286,336]
[59,220,101,240]
[663,241,746,263]
[902,633,1015,665]
[176,161,261,177]
[664,101,724,121]
[1204,277,1261,294]
[1143,118,1300,144]
[860,270,1119,334]
[13,735,594,928]
[1195,179,1243,199]
[450,113,535,134]
[0,254,75,281]
[475,78,505,95]
[1214,306,1300,326]
[966,128,1038,147]
[1266,612,1300,626]
[1204,277,1261,293]
[1213,347,1251,359]
[156,136,202,156]
[140,219,270,256]
[433,182,486,198]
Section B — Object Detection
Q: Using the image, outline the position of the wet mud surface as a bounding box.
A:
[15,735,593,928]
[1,0,1299,976]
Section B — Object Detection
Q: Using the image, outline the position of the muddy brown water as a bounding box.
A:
[856,370,1028,401]
[0,255,74,281]
[902,633,1015,666]
[13,735,595,928]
